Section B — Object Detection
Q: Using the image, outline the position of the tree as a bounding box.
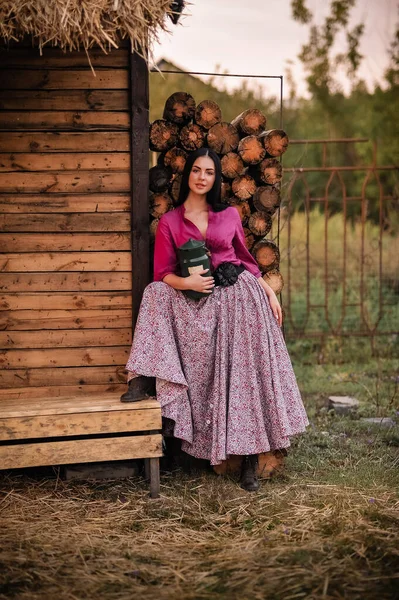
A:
[291,0,364,102]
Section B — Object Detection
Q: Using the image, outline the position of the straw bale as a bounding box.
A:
[0,0,182,60]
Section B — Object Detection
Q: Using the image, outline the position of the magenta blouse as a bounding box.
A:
[153,204,262,282]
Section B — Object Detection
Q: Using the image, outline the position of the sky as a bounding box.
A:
[152,0,398,99]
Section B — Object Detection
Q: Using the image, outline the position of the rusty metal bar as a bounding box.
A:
[295,195,395,203]
[287,331,398,338]
[283,166,397,172]
[290,138,369,144]
[281,139,398,341]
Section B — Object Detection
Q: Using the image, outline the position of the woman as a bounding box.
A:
[122,147,308,491]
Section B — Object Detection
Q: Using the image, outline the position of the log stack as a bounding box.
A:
[148,91,289,294]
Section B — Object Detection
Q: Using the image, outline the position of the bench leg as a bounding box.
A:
[144,457,150,481]
[146,457,160,499]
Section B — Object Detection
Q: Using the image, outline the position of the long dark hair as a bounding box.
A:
[175,147,228,212]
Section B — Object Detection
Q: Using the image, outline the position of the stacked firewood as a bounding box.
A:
[148,91,289,294]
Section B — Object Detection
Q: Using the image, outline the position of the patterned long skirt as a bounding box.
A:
[125,271,309,466]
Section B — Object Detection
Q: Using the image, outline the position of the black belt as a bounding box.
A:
[213,262,245,287]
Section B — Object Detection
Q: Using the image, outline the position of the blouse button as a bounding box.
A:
[206,419,211,425]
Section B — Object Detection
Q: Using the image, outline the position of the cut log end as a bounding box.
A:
[243,227,255,251]
[231,174,256,200]
[260,129,289,157]
[149,192,173,219]
[149,119,179,152]
[231,109,267,137]
[149,165,172,193]
[207,122,240,155]
[164,147,188,174]
[163,91,196,125]
[253,185,281,214]
[170,174,182,204]
[257,158,283,185]
[179,123,206,152]
[252,239,280,273]
[194,100,222,129]
[221,152,245,179]
[237,135,266,165]
[149,217,160,241]
[262,269,284,294]
[248,211,272,237]
[228,199,251,224]
[221,181,232,202]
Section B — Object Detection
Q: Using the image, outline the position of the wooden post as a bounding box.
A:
[144,456,160,498]
[130,48,150,329]
[149,457,160,499]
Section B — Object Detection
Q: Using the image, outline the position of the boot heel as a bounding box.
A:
[120,376,156,402]
[240,455,259,492]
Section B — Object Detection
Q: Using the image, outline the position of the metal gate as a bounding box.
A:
[277,138,398,343]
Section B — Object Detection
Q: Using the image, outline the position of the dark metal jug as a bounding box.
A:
[178,238,212,300]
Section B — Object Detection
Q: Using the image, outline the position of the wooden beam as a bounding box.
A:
[129,48,150,329]
[0,308,131,331]
[0,69,128,90]
[0,214,130,233]
[0,366,127,389]
[0,153,131,172]
[0,346,130,369]
[0,252,131,271]
[0,111,130,131]
[0,171,130,194]
[0,395,160,417]
[0,90,129,112]
[0,272,132,292]
[0,194,130,214]
[0,46,130,68]
[0,132,129,153]
[0,384,127,400]
[0,408,161,440]
[0,433,163,469]
[0,292,131,310]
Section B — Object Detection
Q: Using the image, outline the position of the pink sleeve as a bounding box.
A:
[232,211,262,278]
[153,216,179,282]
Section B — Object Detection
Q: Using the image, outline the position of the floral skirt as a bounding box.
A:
[125,271,309,466]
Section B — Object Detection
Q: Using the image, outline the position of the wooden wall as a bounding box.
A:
[0,45,135,400]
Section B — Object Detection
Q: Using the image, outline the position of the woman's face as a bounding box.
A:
[188,155,216,195]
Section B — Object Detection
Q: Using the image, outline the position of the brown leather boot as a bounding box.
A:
[240,455,259,492]
[120,376,156,402]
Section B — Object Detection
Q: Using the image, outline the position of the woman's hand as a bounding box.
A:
[257,277,283,326]
[186,269,215,294]
[267,290,283,327]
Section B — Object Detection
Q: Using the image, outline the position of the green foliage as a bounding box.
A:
[282,85,399,227]
[385,20,399,88]
[290,0,312,24]
[292,0,364,99]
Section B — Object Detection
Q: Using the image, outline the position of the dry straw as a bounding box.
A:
[0,0,178,59]
[0,469,398,599]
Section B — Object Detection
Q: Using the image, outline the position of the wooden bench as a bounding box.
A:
[0,394,163,498]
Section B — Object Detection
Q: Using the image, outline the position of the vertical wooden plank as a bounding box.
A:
[129,48,150,329]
